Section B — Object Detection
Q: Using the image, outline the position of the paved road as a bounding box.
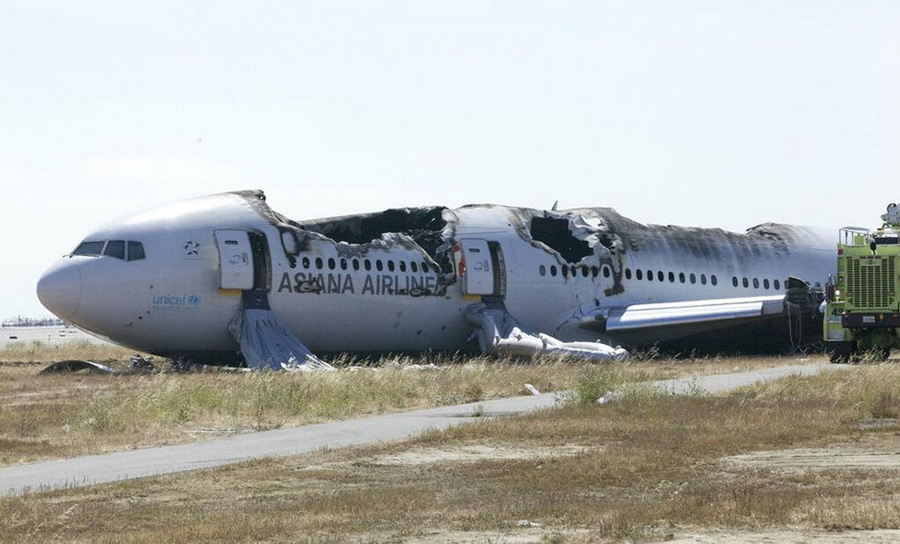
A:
[0,362,842,496]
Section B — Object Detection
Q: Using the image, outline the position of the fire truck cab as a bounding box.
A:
[824,204,900,363]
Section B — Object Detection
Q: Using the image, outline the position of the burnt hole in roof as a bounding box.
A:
[529,216,593,263]
[298,207,446,249]
[295,207,453,272]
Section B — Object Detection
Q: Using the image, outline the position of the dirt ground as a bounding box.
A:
[3,356,900,542]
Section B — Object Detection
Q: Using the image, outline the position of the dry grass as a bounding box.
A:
[0,339,139,364]
[1,359,898,542]
[0,339,817,467]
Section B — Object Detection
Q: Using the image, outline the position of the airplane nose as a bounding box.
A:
[36,261,83,320]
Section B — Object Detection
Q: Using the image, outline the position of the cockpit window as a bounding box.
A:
[72,241,105,256]
[104,240,126,259]
[71,239,146,260]
[127,241,145,261]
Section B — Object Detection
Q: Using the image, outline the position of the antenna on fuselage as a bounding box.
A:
[551,200,559,211]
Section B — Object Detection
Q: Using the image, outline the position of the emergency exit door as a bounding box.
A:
[214,230,255,290]
[458,239,506,297]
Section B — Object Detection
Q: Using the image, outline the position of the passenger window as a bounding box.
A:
[602,266,610,278]
[581,267,589,278]
[742,277,749,288]
[364,259,372,271]
[679,272,685,283]
[550,265,558,277]
[636,269,643,280]
[352,259,360,271]
[690,273,696,284]
[104,240,125,259]
[421,262,429,273]
[315,257,323,269]
[328,258,336,270]
[72,241,105,256]
[376,260,384,271]
[340,258,348,271]
[774,279,781,290]
[127,241,145,261]
[763,278,770,289]
[700,274,707,285]
[562,266,569,278]
[658,271,664,282]
[399,261,406,272]
[411,262,418,273]
[302,257,310,269]
[592,267,599,278]
[625,268,632,280]
[711,275,717,286]
[388,261,395,272]
[539,265,546,276]
[647,270,654,282]
[753,278,759,289]
[732,276,738,287]
[668,271,675,283]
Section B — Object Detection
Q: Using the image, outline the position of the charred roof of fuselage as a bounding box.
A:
[235,190,819,266]
[294,207,449,259]
[230,191,448,255]
[240,191,455,272]
[552,207,821,260]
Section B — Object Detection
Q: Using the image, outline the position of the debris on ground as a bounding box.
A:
[466,303,629,362]
[40,360,117,375]
[128,354,155,373]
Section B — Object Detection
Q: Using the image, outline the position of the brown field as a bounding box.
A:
[1,358,899,542]
[0,340,810,467]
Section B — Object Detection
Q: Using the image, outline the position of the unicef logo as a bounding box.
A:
[152,294,203,309]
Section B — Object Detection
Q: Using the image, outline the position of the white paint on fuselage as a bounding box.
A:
[269,241,471,352]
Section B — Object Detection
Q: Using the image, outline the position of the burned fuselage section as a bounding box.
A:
[526,210,628,296]
[294,207,451,270]
[240,192,832,355]
[271,207,457,300]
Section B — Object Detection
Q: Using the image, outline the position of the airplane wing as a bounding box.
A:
[587,295,787,333]
[576,278,825,349]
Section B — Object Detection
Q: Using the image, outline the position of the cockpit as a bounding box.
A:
[71,240,146,261]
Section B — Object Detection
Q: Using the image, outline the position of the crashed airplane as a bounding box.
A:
[37,190,833,369]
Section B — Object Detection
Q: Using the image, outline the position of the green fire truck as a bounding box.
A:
[824,203,900,363]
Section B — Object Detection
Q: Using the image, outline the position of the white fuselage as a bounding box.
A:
[36,191,836,359]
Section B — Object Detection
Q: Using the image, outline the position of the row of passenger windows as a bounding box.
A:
[626,268,720,286]
[298,253,788,291]
[539,264,607,279]
[299,256,437,274]
[538,263,785,291]
[71,240,146,261]
[732,276,783,290]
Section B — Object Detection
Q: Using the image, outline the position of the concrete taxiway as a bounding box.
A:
[0,362,844,496]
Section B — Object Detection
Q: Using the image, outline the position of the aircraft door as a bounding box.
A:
[214,230,255,290]
[457,239,507,297]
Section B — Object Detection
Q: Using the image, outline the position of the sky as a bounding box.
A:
[1,1,898,318]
